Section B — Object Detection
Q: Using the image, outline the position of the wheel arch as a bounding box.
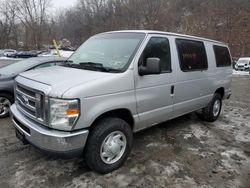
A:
[90,108,135,130]
[215,87,225,98]
[0,90,14,102]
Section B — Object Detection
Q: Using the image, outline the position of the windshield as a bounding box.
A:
[237,60,249,65]
[0,59,40,76]
[68,33,145,72]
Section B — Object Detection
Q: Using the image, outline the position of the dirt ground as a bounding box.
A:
[0,75,249,188]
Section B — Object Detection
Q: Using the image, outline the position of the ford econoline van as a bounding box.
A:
[10,30,232,173]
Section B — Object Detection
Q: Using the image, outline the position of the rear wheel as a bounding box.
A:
[0,93,13,118]
[84,117,133,174]
[196,93,222,122]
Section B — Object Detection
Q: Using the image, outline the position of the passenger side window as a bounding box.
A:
[176,39,208,71]
[213,45,232,67]
[139,37,171,73]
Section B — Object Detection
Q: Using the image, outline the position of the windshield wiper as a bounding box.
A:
[80,62,104,68]
[62,60,73,67]
[69,62,121,73]
[65,60,73,63]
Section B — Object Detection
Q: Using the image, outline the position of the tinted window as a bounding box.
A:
[213,45,231,67]
[139,37,171,73]
[176,39,208,71]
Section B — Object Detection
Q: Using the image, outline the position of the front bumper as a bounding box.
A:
[10,104,89,157]
[236,66,246,71]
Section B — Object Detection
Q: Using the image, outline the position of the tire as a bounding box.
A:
[84,117,133,174]
[196,93,222,122]
[0,93,14,118]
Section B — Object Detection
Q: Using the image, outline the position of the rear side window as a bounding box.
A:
[213,45,231,67]
[139,37,171,73]
[176,39,208,71]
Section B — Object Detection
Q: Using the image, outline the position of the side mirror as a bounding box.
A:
[138,58,161,76]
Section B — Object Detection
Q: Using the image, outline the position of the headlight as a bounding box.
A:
[49,98,80,130]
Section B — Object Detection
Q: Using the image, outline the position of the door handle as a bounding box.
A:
[171,85,175,95]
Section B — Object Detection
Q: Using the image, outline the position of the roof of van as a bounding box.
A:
[102,30,227,45]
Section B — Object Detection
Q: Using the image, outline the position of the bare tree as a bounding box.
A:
[0,0,18,48]
[12,0,50,49]
[0,0,250,56]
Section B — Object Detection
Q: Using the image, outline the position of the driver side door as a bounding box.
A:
[134,35,176,131]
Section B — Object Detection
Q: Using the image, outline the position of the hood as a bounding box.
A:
[18,66,114,97]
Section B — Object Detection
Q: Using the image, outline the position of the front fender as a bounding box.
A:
[73,90,137,130]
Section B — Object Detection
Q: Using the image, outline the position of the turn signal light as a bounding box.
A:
[66,108,80,115]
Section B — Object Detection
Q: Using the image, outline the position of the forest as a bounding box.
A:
[0,0,249,57]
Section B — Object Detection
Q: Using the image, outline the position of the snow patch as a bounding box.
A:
[146,142,170,148]
[49,49,74,58]
[219,149,250,174]
[0,56,22,60]
[235,128,250,143]
[233,70,250,76]
[221,149,249,162]
[184,133,193,139]
[58,50,74,58]
[148,160,183,176]
[187,147,199,152]
[190,124,213,143]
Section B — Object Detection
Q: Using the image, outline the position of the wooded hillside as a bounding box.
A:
[0,0,249,57]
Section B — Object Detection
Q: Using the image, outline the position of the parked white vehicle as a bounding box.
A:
[11,30,232,173]
[3,49,16,57]
[235,57,250,71]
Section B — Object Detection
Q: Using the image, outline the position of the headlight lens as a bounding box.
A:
[49,98,80,130]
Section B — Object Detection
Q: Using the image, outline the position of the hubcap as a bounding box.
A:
[0,97,11,116]
[100,131,127,164]
[213,99,221,117]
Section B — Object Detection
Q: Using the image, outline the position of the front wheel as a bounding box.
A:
[84,117,133,174]
[196,93,222,122]
[0,93,13,118]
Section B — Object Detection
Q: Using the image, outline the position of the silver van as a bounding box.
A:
[10,30,232,173]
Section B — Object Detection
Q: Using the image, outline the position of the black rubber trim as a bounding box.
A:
[29,141,83,158]
[13,116,30,134]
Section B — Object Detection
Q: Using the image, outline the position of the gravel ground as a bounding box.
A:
[0,75,250,188]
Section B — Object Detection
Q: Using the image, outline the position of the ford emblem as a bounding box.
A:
[20,95,29,105]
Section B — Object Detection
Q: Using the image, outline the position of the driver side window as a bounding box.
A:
[139,37,171,73]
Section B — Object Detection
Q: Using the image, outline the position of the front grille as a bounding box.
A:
[15,82,46,125]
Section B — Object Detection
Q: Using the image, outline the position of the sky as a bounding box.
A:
[50,0,78,11]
